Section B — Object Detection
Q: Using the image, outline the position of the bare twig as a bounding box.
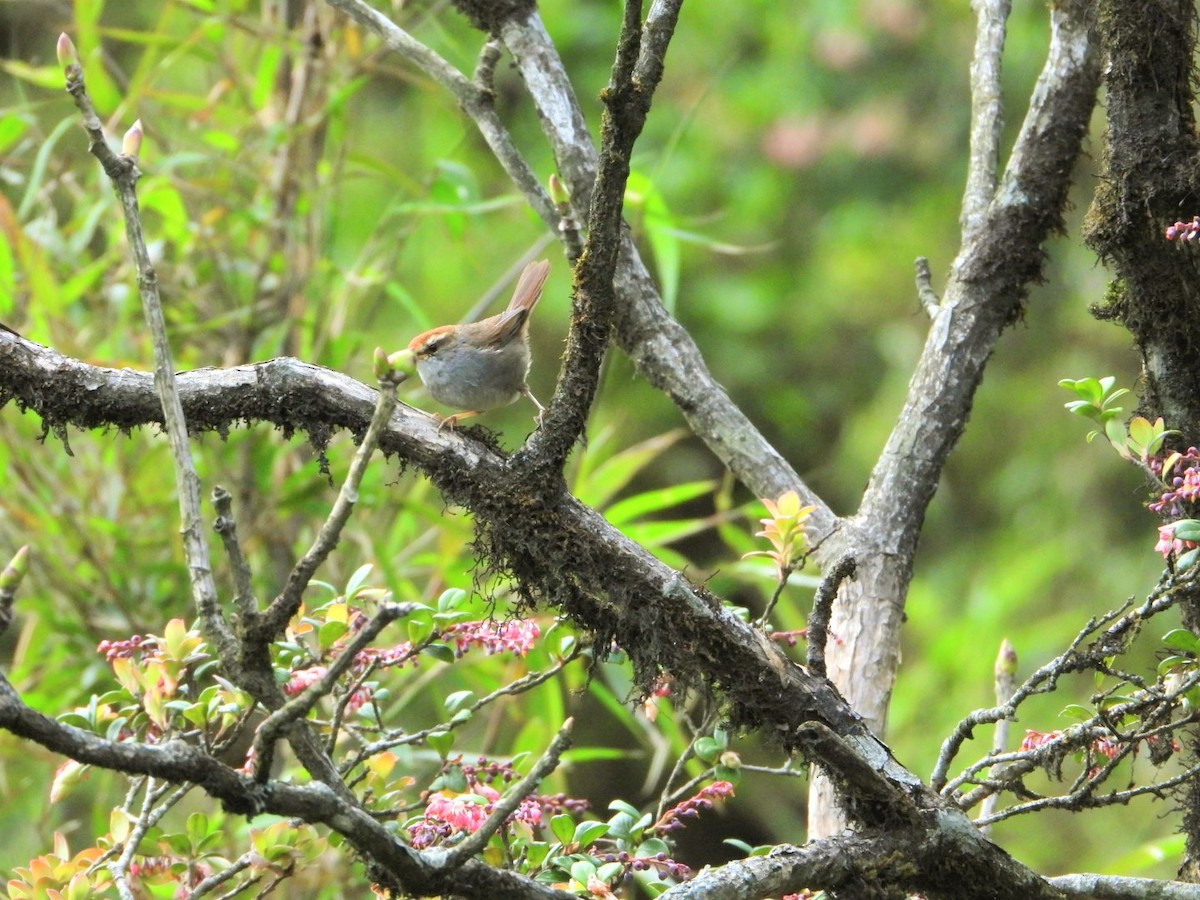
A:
[322,0,556,226]
[933,576,1183,793]
[0,544,29,637]
[978,638,1016,832]
[253,375,402,642]
[342,645,582,774]
[806,555,856,678]
[110,780,190,892]
[212,486,257,622]
[914,256,940,316]
[654,709,720,822]
[188,852,255,898]
[60,35,236,661]
[976,756,1200,827]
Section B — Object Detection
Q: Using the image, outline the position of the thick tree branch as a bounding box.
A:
[660,826,1067,900]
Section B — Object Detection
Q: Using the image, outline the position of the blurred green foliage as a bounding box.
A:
[0,0,1176,891]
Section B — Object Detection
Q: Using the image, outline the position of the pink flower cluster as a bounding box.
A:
[1155,522,1198,559]
[595,849,692,882]
[653,781,735,833]
[410,785,543,848]
[97,633,157,662]
[1166,217,1200,243]
[443,619,541,658]
[353,642,418,673]
[1149,450,1200,518]
[283,666,372,712]
[1020,729,1120,769]
[1147,449,1200,558]
[425,786,498,832]
[406,754,582,850]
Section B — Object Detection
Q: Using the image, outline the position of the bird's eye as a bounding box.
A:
[416,335,442,357]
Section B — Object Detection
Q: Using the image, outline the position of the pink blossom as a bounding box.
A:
[1019,729,1062,752]
[283,665,371,711]
[1155,523,1196,559]
[1179,467,1200,502]
[1092,737,1119,760]
[354,642,418,672]
[654,781,735,832]
[513,797,542,826]
[444,619,541,658]
[285,666,328,696]
[424,786,499,832]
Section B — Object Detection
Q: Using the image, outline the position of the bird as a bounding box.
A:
[407,259,550,429]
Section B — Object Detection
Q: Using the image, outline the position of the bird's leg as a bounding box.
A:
[437,410,482,431]
[523,388,546,426]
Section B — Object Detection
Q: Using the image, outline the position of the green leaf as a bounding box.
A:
[422,643,455,664]
[407,608,435,645]
[694,736,723,763]
[444,690,474,713]
[608,799,642,818]
[1171,520,1200,542]
[318,619,350,651]
[186,812,210,845]
[626,171,681,312]
[438,588,468,613]
[1163,629,1200,654]
[1063,399,1100,419]
[595,861,625,882]
[0,60,63,90]
[1179,547,1200,572]
[550,814,575,846]
[604,480,717,527]
[344,563,375,598]
[569,858,598,886]
[636,837,671,857]
[523,841,551,869]
[574,430,687,509]
[572,821,609,849]
[714,764,742,784]
[1104,417,1128,453]
[426,731,455,757]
